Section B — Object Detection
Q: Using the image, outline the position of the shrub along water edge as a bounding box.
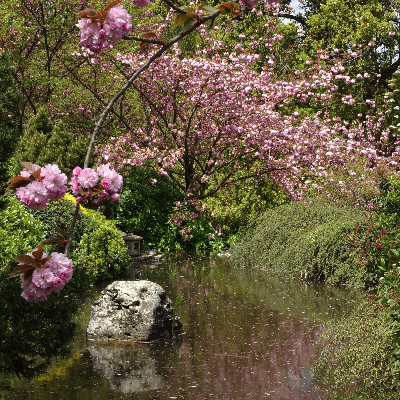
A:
[231,201,366,285]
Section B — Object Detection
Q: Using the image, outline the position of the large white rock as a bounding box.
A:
[87,280,183,341]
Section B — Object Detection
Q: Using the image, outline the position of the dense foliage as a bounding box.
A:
[315,297,396,399]
[1,0,400,393]
[231,201,366,284]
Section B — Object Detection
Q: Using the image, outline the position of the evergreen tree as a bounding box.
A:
[0,50,21,203]
[15,108,90,177]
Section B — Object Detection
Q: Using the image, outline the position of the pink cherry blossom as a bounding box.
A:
[16,181,48,210]
[76,18,109,53]
[19,164,40,178]
[32,267,55,289]
[100,177,111,190]
[73,166,82,176]
[108,170,123,192]
[77,168,99,188]
[41,165,68,200]
[110,193,120,202]
[69,176,81,196]
[20,252,73,302]
[97,163,112,177]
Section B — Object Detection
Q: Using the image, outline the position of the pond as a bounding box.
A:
[0,252,360,399]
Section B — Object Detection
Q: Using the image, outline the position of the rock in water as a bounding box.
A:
[87,280,183,341]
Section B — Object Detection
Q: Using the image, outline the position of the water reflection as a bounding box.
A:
[88,342,177,393]
[0,253,360,399]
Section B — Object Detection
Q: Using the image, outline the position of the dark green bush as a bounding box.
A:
[231,201,366,284]
[114,167,184,250]
[30,196,95,253]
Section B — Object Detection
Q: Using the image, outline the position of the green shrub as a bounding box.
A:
[72,212,131,282]
[114,167,184,250]
[30,195,131,283]
[30,196,95,253]
[0,197,45,269]
[231,201,365,284]
[203,176,289,247]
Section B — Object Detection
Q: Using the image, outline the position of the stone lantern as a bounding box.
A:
[121,232,143,256]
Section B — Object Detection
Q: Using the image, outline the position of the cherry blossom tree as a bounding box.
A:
[97,41,397,202]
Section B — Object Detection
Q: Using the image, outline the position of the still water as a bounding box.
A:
[1,253,360,399]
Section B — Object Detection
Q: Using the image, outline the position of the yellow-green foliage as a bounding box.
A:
[0,197,45,271]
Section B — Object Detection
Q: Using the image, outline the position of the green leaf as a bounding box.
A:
[181,6,196,12]
[199,5,215,13]
[182,16,195,30]
[174,12,195,27]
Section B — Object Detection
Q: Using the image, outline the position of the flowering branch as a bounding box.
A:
[84,8,221,169]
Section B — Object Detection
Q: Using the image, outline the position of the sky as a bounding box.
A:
[290,0,301,14]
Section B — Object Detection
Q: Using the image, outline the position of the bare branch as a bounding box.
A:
[123,35,166,45]
[160,0,187,14]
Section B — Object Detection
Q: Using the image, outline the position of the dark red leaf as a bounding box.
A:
[32,247,44,262]
[9,264,36,278]
[7,176,32,184]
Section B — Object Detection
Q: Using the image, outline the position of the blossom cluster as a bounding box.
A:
[20,252,73,302]
[70,163,123,204]
[15,164,67,210]
[77,6,133,53]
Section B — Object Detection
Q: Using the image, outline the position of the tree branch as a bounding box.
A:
[277,13,308,28]
[160,0,187,14]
